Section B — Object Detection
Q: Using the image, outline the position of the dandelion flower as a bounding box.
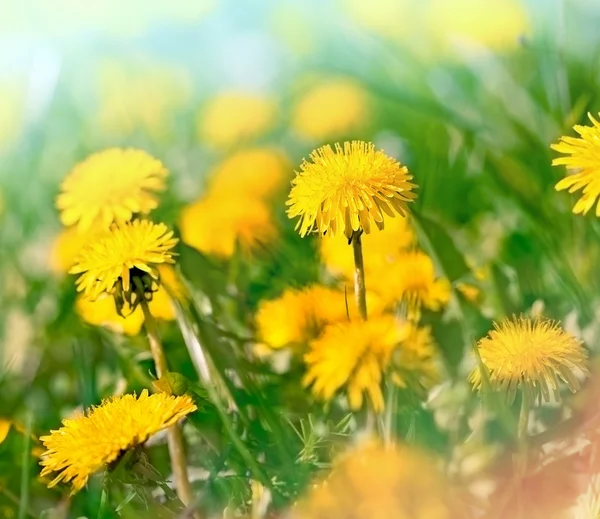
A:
[320,215,414,279]
[370,250,451,317]
[552,113,600,216]
[76,293,145,336]
[294,440,467,519]
[471,316,588,403]
[304,315,402,412]
[198,92,275,148]
[392,323,440,392]
[292,80,369,141]
[287,141,416,238]
[49,226,100,273]
[180,195,276,258]
[209,148,289,200]
[39,390,196,493]
[69,219,178,302]
[57,148,168,232]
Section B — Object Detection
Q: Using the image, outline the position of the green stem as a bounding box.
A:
[351,231,368,320]
[18,414,32,519]
[140,300,195,510]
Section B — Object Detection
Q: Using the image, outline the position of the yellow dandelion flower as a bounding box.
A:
[198,92,275,148]
[0,419,11,445]
[427,0,529,52]
[49,226,100,274]
[392,323,440,392]
[294,440,466,519]
[471,316,589,403]
[69,219,178,301]
[56,148,168,232]
[287,141,416,238]
[320,214,414,279]
[304,315,402,412]
[292,80,369,141]
[39,390,196,493]
[76,293,145,336]
[209,148,289,200]
[180,195,276,258]
[370,250,451,317]
[552,113,600,216]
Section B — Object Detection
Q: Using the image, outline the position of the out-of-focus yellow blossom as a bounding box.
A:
[370,250,451,318]
[209,148,289,200]
[304,315,402,412]
[427,0,529,52]
[50,227,99,273]
[471,316,588,404]
[180,195,276,258]
[0,420,11,444]
[56,148,168,232]
[292,80,369,141]
[287,141,417,238]
[392,323,440,392]
[197,92,275,148]
[76,266,181,335]
[320,215,414,279]
[96,60,191,139]
[294,440,468,519]
[455,282,481,303]
[76,293,145,336]
[340,0,414,41]
[552,113,600,216]
[39,390,196,494]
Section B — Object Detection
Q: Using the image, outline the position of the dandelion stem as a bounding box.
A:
[140,299,195,510]
[351,230,368,320]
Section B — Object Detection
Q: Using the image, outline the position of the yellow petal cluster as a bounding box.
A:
[287,141,416,238]
[197,92,275,148]
[39,390,196,493]
[56,148,168,232]
[70,220,178,300]
[471,316,588,403]
[292,79,368,140]
[551,113,600,216]
[392,323,440,392]
[303,315,402,412]
[294,440,466,519]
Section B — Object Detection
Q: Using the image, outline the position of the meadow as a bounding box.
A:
[2,0,600,517]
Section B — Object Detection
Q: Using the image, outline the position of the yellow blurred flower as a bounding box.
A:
[455,282,481,303]
[39,390,196,493]
[393,323,440,392]
[180,194,276,258]
[294,440,466,519]
[256,285,358,349]
[287,141,417,238]
[0,419,11,445]
[304,315,402,412]
[76,293,145,336]
[427,0,529,52]
[209,147,289,200]
[292,79,369,141]
[370,250,451,318]
[56,148,168,232]
[552,113,600,216]
[76,266,181,335]
[49,226,99,273]
[198,92,275,148]
[70,220,178,301]
[320,215,414,279]
[471,316,588,403]
[96,60,191,139]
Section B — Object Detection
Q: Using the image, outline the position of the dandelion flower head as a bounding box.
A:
[39,390,196,493]
[292,79,369,141]
[287,141,416,239]
[392,323,440,392]
[56,148,168,232]
[198,92,275,148]
[69,219,178,301]
[552,113,600,216]
[303,315,402,412]
[471,316,588,403]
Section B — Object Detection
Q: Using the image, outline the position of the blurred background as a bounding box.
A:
[3,0,600,517]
